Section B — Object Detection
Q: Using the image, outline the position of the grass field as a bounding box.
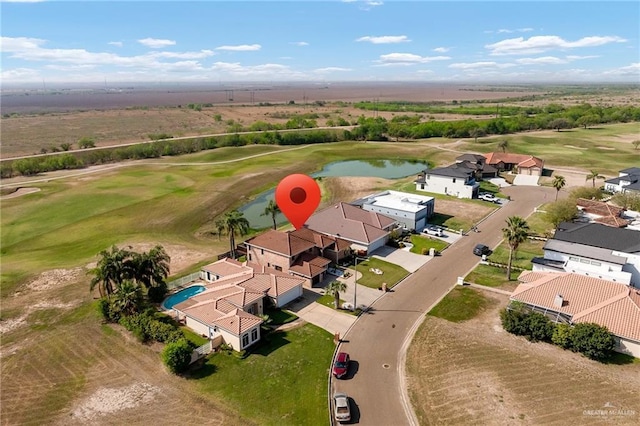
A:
[409,235,449,255]
[355,257,409,289]
[427,286,492,323]
[465,264,519,291]
[487,239,545,270]
[408,292,640,425]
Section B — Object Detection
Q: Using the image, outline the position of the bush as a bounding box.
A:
[162,339,193,374]
[551,323,572,349]
[569,322,616,361]
[523,312,554,342]
[97,298,121,323]
[147,282,168,303]
[119,311,184,343]
[500,304,529,336]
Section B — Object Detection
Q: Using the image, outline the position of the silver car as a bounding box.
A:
[333,392,351,423]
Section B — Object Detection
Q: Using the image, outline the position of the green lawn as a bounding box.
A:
[191,324,334,426]
[488,239,545,270]
[427,286,490,323]
[409,235,449,255]
[355,257,409,289]
[465,264,519,291]
[266,308,298,326]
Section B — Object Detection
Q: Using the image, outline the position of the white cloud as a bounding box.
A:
[314,67,351,73]
[150,50,215,59]
[108,41,123,48]
[356,35,410,44]
[290,41,309,46]
[1,36,46,50]
[215,44,261,51]
[377,53,450,65]
[487,27,535,34]
[137,38,176,49]
[486,35,627,55]
[516,56,566,65]
[602,62,640,76]
[449,61,515,70]
[433,47,449,53]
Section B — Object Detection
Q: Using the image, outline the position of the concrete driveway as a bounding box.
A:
[513,174,540,186]
[285,289,356,337]
[371,246,431,273]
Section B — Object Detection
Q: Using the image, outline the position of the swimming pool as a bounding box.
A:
[162,285,206,310]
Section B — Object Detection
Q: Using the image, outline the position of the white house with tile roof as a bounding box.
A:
[511,271,640,358]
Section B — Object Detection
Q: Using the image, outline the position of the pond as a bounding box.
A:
[239,159,427,229]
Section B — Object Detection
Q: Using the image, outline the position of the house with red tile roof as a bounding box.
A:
[576,198,631,228]
[511,271,640,358]
[483,152,544,176]
[305,202,397,254]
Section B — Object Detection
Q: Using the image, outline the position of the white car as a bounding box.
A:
[423,225,444,237]
[333,392,351,423]
[478,193,499,203]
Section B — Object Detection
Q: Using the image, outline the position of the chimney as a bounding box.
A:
[554,294,564,308]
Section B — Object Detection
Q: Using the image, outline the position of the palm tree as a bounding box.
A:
[261,199,281,230]
[218,210,250,259]
[214,218,225,241]
[552,175,566,201]
[132,245,170,289]
[497,140,508,153]
[89,246,133,298]
[113,280,143,316]
[326,280,347,310]
[502,216,530,281]
[585,170,605,188]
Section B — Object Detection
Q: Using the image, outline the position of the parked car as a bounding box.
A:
[422,225,444,237]
[333,392,351,423]
[478,192,500,203]
[332,352,350,379]
[473,243,491,256]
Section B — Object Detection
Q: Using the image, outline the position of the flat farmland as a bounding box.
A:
[407,291,640,425]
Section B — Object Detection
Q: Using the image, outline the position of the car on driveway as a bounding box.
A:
[333,352,350,379]
[473,244,491,256]
[422,225,444,237]
[478,192,500,203]
[333,392,351,423]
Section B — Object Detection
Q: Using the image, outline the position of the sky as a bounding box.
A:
[1,1,639,85]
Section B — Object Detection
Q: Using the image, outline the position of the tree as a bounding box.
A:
[545,199,578,227]
[78,136,96,149]
[162,338,193,374]
[633,140,640,150]
[611,192,640,211]
[469,128,485,143]
[585,170,605,188]
[575,114,599,129]
[502,216,529,280]
[113,280,143,316]
[261,199,280,230]
[326,280,347,310]
[569,322,616,361]
[551,175,566,201]
[131,245,170,290]
[218,210,250,259]
[60,142,72,151]
[549,118,571,132]
[89,246,134,298]
[497,139,508,153]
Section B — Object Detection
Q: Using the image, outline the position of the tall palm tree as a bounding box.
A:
[552,175,566,201]
[326,280,347,310]
[502,216,530,281]
[497,140,508,153]
[89,246,133,298]
[585,170,605,188]
[214,218,225,241]
[219,210,250,259]
[113,280,143,316]
[132,245,170,289]
[261,199,281,230]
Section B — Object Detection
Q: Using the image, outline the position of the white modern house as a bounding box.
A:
[353,190,435,232]
[604,167,640,194]
[532,222,640,287]
[414,166,479,199]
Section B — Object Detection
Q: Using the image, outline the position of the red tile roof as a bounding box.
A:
[245,229,316,256]
[214,309,263,334]
[484,152,544,169]
[513,271,640,342]
[576,198,630,228]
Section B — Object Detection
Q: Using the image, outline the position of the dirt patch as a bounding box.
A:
[0,187,41,199]
[123,242,214,275]
[71,383,161,422]
[407,291,640,425]
[597,146,616,150]
[564,145,587,150]
[23,267,86,293]
[320,176,392,204]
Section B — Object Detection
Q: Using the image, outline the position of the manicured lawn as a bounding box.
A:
[266,308,298,326]
[427,286,490,323]
[191,324,334,426]
[181,326,209,347]
[525,209,554,237]
[487,239,544,270]
[355,257,409,289]
[409,235,449,255]
[465,264,518,291]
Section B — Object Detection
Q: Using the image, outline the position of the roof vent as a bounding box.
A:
[554,294,564,308]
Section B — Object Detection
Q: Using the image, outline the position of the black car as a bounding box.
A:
[473,244,491,256]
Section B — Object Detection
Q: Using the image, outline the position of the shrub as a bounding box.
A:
[147,282,168,303]
[162,339,193,374]
[97,298,120,322]
[551,323,572,349]
[500,304,529,336]
[523,312,554,342]
[569,322,616,361]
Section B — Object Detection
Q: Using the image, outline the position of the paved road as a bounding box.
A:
[333,185,554,426]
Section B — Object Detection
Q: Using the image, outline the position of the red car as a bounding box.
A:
[332,352,350,379]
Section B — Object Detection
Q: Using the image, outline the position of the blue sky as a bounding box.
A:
[1,1,639,84]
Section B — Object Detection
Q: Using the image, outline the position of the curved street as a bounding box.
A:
[333,185,555,425]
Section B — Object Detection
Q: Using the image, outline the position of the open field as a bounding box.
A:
[407,290,640,425]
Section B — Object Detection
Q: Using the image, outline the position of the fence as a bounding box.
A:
[190,340,213,365]
[167,271,202,290]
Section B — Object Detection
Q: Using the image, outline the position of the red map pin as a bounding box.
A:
[275,174,321,229]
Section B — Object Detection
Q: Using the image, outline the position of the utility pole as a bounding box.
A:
[354,257,358,311]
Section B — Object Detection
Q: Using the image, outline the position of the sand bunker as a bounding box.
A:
[0,187,41,199]
[564,145,587,150]
[71,383,161,421]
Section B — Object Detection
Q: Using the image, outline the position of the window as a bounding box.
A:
[590,261,601,267]
[274,265,282,271]
[452,178,456,183]
[569,256,579,261]
[420,184,425,189]
[261,249,264,255]
[242,334,249,348]
[251,328,258,342]
[248,254,252,261]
